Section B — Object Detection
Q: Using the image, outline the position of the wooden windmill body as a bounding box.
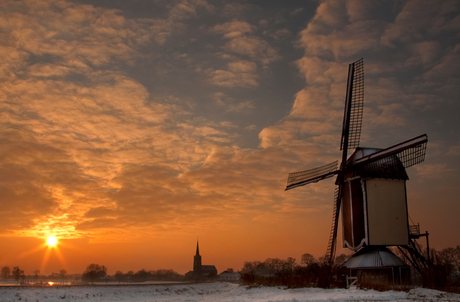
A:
[285,59,428,267]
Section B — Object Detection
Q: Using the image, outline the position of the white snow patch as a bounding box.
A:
[0,283,459,302]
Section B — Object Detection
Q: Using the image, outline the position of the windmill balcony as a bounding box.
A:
[409,224,420,236]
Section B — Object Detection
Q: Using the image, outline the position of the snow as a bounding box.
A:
[0,282,459,302]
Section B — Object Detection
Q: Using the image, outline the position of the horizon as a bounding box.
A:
[0,0,459,276]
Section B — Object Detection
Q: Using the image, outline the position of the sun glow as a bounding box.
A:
[47,236,57,246]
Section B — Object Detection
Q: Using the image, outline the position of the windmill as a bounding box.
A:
[285,58,428,268]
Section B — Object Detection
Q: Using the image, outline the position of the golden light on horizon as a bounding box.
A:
[47,236,57,247]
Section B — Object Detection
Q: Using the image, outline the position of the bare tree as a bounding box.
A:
[82,264,107,284]
[126,270,134,281]
[334,254,350,267]
[59,269,67,284]
[115,271,124,283]
[12,267,24,284]
[240,261,262,284]
[1,266,10,282]
[301,253,316,267]
[33,269,40,283]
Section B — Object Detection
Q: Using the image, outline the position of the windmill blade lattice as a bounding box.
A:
[325,186,340,265]
[396,139,427,168]
[341,58,364,151]
[285,161,338,190]
[354,134,428,168]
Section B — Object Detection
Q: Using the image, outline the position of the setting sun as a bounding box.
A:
[47,236,57,246]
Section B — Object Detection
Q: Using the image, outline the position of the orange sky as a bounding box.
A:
[0,0,459,275]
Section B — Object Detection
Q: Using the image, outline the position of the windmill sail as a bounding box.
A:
[341,58,364,151]
[354,134,428,168]
[285,161,338,190]
[325,187,340,265]
[325,59,365,266]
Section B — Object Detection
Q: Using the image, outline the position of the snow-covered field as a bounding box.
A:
[0,282,459,302]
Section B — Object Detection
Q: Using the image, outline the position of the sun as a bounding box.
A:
[47,236,57,246]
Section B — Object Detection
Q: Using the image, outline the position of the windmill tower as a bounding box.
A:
[285,59,428,269]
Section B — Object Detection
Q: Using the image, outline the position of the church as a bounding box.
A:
[184,241,218,279]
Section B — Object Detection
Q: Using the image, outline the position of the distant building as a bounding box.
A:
[219,271,240,282]
[185,241,217,279]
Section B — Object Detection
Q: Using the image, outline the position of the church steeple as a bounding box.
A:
[193,239,202,276]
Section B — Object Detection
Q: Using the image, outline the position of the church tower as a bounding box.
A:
[193,240,202,276]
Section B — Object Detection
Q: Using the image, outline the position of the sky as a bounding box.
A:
[0,0,459,276]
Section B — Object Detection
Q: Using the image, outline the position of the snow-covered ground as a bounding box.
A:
[0,282,459,302]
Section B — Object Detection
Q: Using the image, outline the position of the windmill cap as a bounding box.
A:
[346,147,409,180]
[346,147,382,166]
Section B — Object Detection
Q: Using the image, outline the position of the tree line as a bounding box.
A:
[3,245,459,290]
[239,253,350,288]
[0,264,182,285]
[239,246,460,291]
[1,266,75,285]
[402,245,460,292]
[80,264,182,284]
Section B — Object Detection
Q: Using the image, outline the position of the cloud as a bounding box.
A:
[447,143,460,156]
[206,61,258,87]
[272,29,292,40]
[258,126,295,149]
[260,0,459,158]
[366,103,408,128]
[227,100,254,112]
[298,1,384,59]
[1,0,459,258]
[149,0,215,44]
[212,20,253,38]
[405,41,441,67]
[295,57,345,85]
[221,3,251,17]
[0,129,103,237]
[415,163,454,179]
[381,0,459,46]
[212,92,254,112]
[211,20,280,67]
[1,0,259,240]
[421,44,460,82]
[257,57,346,152]
[223,36,279,66]
[84,207,117,219]
[291,8,304,16]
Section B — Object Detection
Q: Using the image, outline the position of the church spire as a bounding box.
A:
[193,239,202,276]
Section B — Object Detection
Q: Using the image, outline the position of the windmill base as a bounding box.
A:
[340,246,411,289]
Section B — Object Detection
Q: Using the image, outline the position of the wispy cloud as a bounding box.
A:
[206,60,258,87]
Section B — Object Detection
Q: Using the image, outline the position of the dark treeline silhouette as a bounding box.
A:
[430,246,460,291]
[240,253,349,288]
[114,268,182,283]
[240,245,460,291]
[82,264,107,284]
[81,264,183,284]
[3,245,459,291]
[0,264,182,285]
[395,245,460,292]
[0,266,79,285]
